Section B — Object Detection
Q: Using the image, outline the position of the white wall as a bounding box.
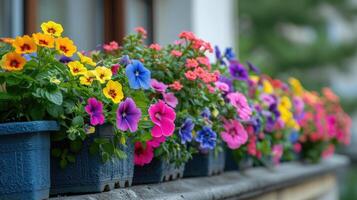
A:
[153,0,236,56]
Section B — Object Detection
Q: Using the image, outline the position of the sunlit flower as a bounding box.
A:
[67,61,87,76]
[79,70,96,86]
[56,37,77,57]
[12,35,37,54]
[32,33,54,48]
[94,66,112,84]
[1,52,26,71]
[41,21,63,37]
[77,52,96,66]
[103,80,124,103]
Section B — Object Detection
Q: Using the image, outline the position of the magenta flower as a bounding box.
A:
[221,119,248,149]
[163,92,178,108]
[272,144,283,165]
[116,98,142,132]
[148,100,176,137]
[85,97,105,126]
[134,142,154,166]
[227,92,252,121]
[147,136,166,148]
[151,79,167,93]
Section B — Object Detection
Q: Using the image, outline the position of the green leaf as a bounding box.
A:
[114,149,127,159]
[60,158,68,169]
[66,154,76,163]
[29,105,45,120]
[89,143,99,155]
[101,152,110,162]
[46,104,64,118]
[51,148,62,157]
[45,90,63,105]
[68,131,77,141]
[0,92,19,101]
[69,140,83,153]
[72,116,84,126]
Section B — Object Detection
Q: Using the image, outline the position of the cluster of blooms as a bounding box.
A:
[0,21,351,167]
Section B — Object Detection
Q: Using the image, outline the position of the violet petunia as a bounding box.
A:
[163,92,178,108]
[85,97,105,126]
[116,98,142,132]
[151,79,167,93]
[229,60,248,81]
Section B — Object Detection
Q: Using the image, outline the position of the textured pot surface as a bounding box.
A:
[0,121,59,200]
[133,158,185,184]
[51,124,134,195]
[184,149,226,177]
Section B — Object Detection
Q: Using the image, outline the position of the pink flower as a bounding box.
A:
[197,56,210,67]
[111,64,120,76]
[148,100,176,137]
[227,92,252,121]
[221,119,248,149]
[185,70,197,80]
[171,50,182,57]
[85,98,105,126]
[215,81,229,92]
[103,41,119,52]
[134,142,154,166]
[322,144,335,159]
[272,144,283,165]
[147,136,166,148]
[135,26,147,37]
[293,143,302,153]
[149,43,161,51]
[179,31,196,40]
[185,59,199,68]
[163,92,178,108]
[151,79,167,93]
[169,81,183,91]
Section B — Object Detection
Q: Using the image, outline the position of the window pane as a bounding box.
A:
[37,0,104,51]
[0,0,23,37]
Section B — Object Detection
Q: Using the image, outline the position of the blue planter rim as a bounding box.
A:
[0,120,60,135]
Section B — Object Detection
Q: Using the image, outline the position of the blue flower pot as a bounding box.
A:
[224,149,239,171]
[238,156,254,170]
[0,121,59,200]
[184,149,226,177]
[133,158,185,184]
[50,124,134,195]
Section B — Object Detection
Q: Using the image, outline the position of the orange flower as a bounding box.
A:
[32,33,55,48]
[56,37,77,57]
[12,35,37,54]
[1,52,26,71]
[0,37,14,44]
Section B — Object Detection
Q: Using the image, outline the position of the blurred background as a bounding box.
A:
[0,0,356,199]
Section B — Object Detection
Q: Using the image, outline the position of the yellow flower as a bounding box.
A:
[94,66,112,84]
[279,96,292,110]
[288,77,304,96]
[67,61,87,76]
[41,21,64,37]
[32,33,55,48]
[79,70,96,86]
[103,80,124,103]
[77,52,96,66]
[56,37,77,57]
[262,80,273,94]
[250,75,259,84]
[212,107,219,117]
[12,35,37,54]
[278,106,293,123]
[1,52,26,71]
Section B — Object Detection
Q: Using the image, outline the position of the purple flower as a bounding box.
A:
[195,126,217,150]
[229,60,248,81]
[179,118,195,144]
[219,75,233,93]
[116,98,142,132]
[120,55,131,66]
[151,79,167,93]
[214,46,226,65]
[224,48,236,61]
[85,98,105,126]
[247,61,260,74]
[163,92,178,108]
[201,107,211,119]
[59,56,72,64]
